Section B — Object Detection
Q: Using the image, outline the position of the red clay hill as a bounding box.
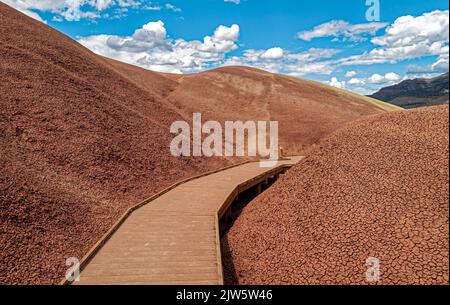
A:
[0,2,396,284]
[223,105,449,285]
[0,3,229,284]
[163,66,399,155]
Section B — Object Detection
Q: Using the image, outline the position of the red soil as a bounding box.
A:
[223,105,449,285]
[0,3,231,284]
[0,2,391,284]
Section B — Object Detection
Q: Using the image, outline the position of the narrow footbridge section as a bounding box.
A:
[73,157,303,285]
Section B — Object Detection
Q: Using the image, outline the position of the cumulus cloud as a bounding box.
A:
[224,0,240,4]
[78,21,240,73]
[371,11,449,48]
[297,20,387,42]
[212,24,240,41]
[104,20,169,52]
[342,72,403,95]
[328,77,346,89]
[367,72,401,84]
[261,47,284,60]
[339,10,449,67]
[348,78,365,85]
[294,10,449,82]
[368,73,386,84]
[384,72,401,82]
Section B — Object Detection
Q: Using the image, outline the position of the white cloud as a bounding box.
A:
[2,0,66,12]
[371,10,449,48]
[384,72,401,82]
[345,71,357,78]
[78,21,240,73]
[94,0,115,10]
[342,72,403,95]
[328,77,346,89]
[292,10,449,80]
[348,78,365,85]
[76,18,339,75]
[368,73,401,84]
[261,47,284,60]
[408,51,449,74]
[224,0,240,4]
[339,10,449,67]
[104,20,169,52]
[13,6,47,23]
[212,24,240,41]
[338,72,405,95]
[351,86,373,95]
[287,48,341,62]
[2,0,182,21]
[165,3,181,13]
[285,61,336,76]
[117,0,140,8]
[432,53,449,72]
[297,20,387,42]
[224,47,341,75]
[369,74,385,84]
[2,0,56,21]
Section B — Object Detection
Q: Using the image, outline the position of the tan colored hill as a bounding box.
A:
[0,2,398,284]
[223,105,449,285]
[163,66,397,155]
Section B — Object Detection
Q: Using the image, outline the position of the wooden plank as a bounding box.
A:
[71,157,303,285]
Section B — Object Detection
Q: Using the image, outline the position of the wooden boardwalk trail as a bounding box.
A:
[74,157,303,285]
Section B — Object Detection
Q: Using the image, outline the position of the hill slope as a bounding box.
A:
[369,73,449,109]
[0,2,232,284]
[223,105,449,285]
[164,66,394,155]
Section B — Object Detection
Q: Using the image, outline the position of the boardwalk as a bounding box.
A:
[74,157,303,285]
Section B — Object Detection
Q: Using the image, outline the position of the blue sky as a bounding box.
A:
[3,0,449,94]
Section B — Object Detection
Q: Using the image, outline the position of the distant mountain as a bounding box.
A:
[369,73,449,109]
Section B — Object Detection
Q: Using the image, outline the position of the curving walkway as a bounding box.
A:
[74,157,303,285]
